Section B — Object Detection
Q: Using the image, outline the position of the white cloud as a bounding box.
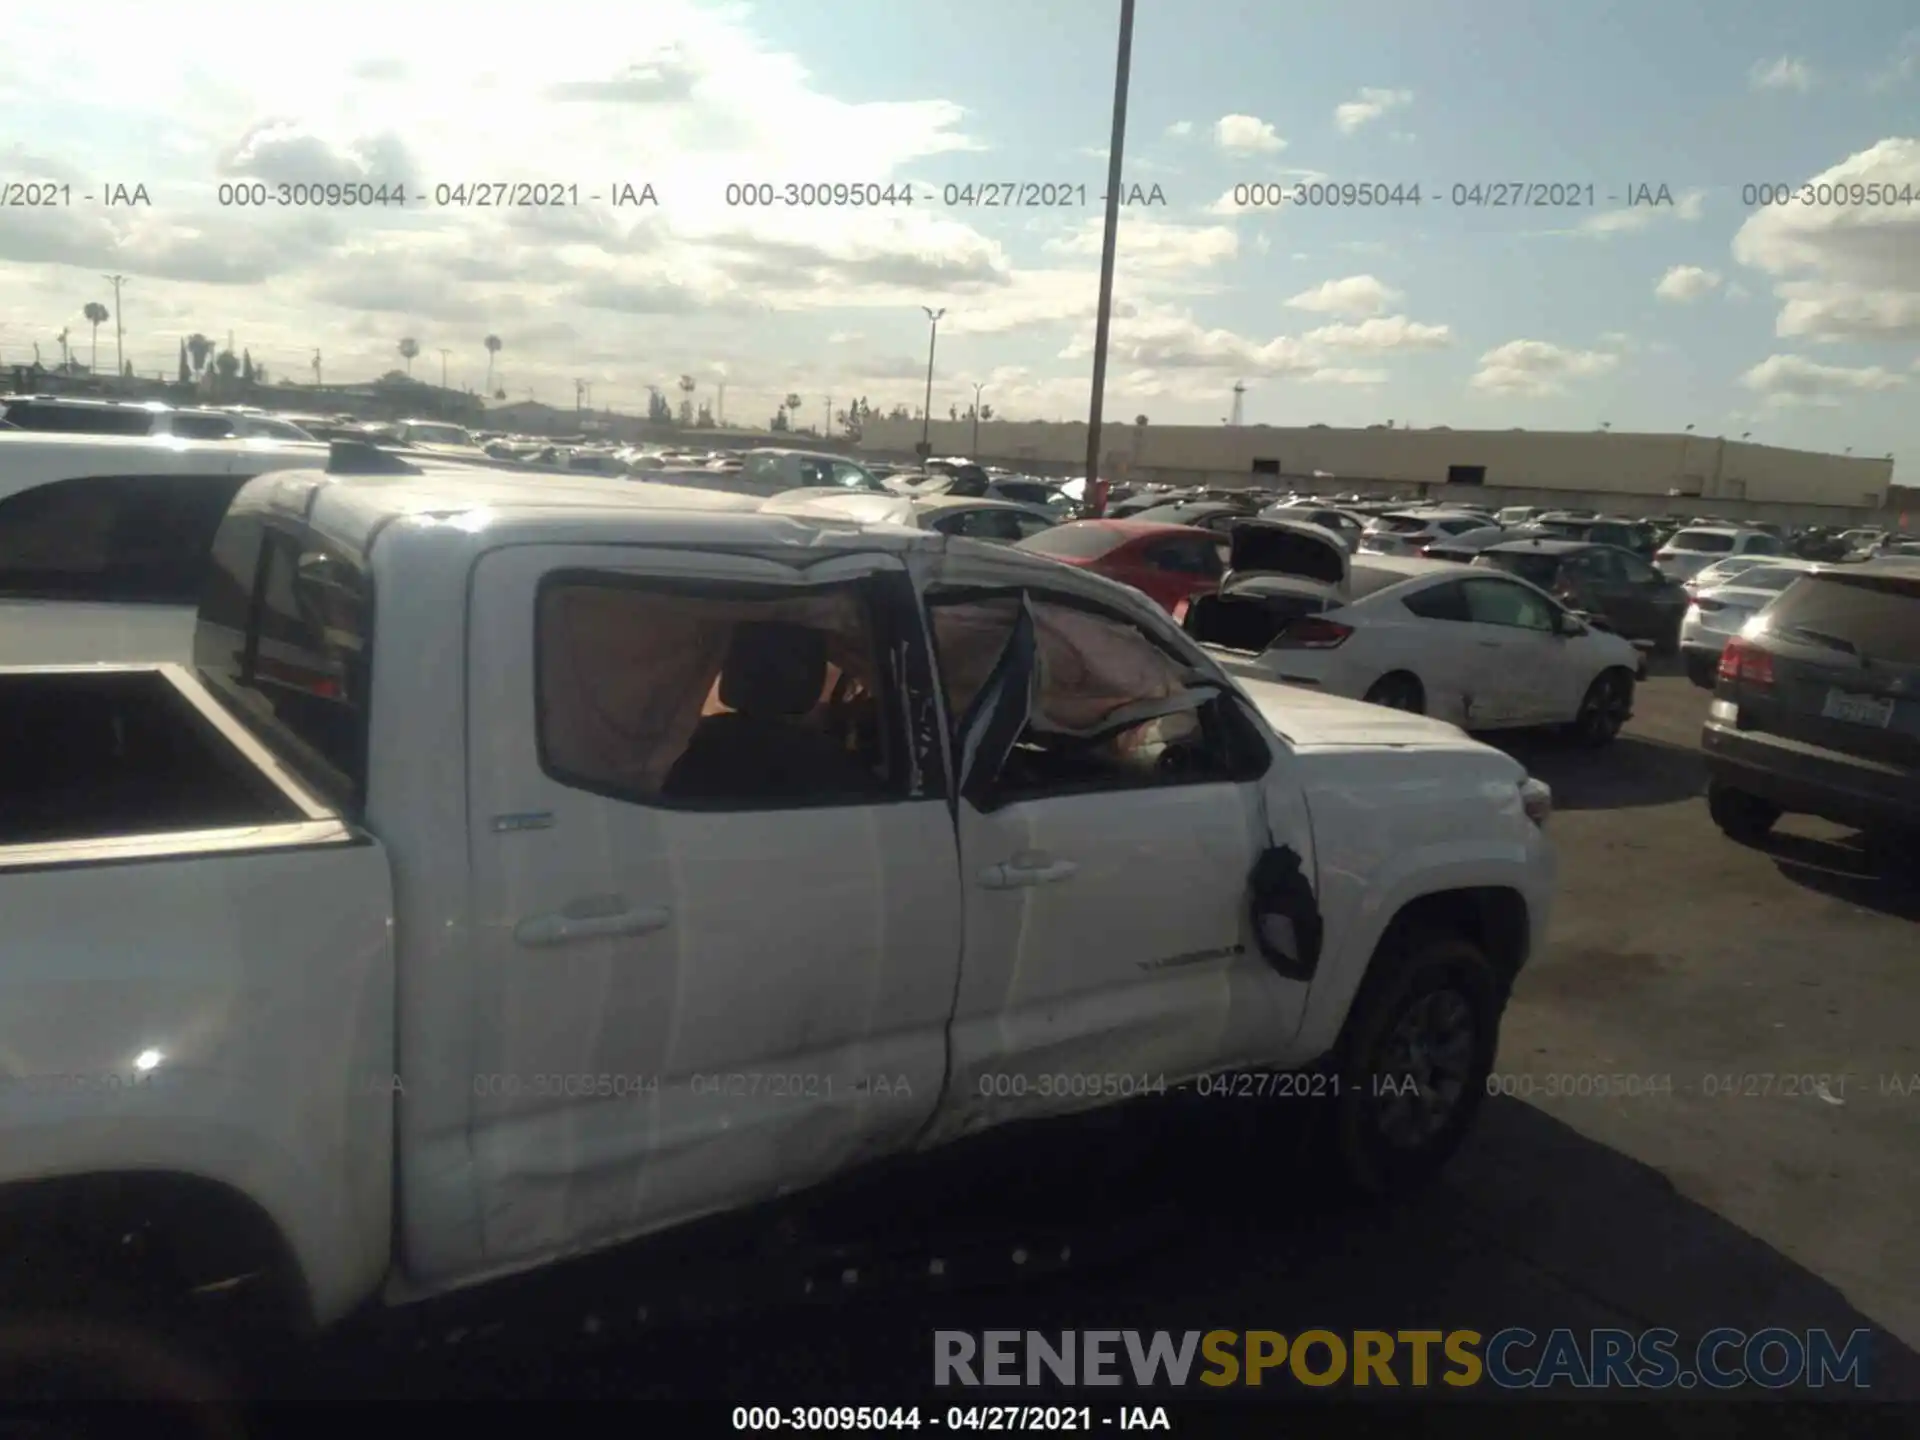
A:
[1302,368,1390,385]
[1575,188,1707,237]
[1203,171,1331,215]
[1470,340,1620,396]
[1056,301,1443,386]
[0,2,1048,415]
[1285,274,1401,318]
[1739,354,1907,407]
[1334,87,1413,134]
[1749,56,1814,93]
[1301,316,1451,351]
[1655,265,1723,302]
[1730,137,1920,342]
[1044,214,1238,273]
[1166,120,1194,138]
[1061,308,1320,376]
[1214,114,1286,153]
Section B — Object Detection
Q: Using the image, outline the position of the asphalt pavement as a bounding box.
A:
[287,665,1920,1414]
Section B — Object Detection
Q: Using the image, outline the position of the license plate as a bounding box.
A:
[1821,689,1895,728]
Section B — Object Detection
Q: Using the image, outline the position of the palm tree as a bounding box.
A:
[484,334,502,392]
[398,337,420,375]
[83,302,110,373]
[186,333,214,376]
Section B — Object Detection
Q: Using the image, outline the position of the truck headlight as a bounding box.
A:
[1518,776,1553,827]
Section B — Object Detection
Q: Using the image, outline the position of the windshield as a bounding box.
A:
[1370,514,1431,534]
[1015,524,1129,560]
[1668,530,1735,554]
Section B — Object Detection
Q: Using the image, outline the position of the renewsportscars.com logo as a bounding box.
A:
[934,1328,1875,1391]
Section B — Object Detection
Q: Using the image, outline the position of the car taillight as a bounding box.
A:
[1170,597,1191,623]
[1717,637,1774,686]
[1274,616,1353,649]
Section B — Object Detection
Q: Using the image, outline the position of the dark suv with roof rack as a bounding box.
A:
[1702,558,1920,868]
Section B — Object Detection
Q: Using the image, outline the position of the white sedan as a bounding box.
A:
[1192,540,1645,744]
[1677,558,1817,687]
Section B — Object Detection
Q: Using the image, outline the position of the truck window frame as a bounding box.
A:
[192,510,375,818]
[924,583,1271,812]
[531,568,935,814]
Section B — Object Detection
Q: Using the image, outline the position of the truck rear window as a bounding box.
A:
[195,512,372,812]
[0,474,251,603]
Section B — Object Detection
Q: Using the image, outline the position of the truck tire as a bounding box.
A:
[0,1244,246,1429]
[1324,929,1502,1198]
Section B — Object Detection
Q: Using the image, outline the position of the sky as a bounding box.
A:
[0,0,1916,471]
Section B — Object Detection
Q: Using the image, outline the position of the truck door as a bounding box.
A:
[914,567,1315,1140]
[463,544,960,1266]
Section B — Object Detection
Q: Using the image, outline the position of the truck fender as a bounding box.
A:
[1248,845,1322,982]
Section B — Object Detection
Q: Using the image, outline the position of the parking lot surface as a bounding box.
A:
[298,668,1920,1406]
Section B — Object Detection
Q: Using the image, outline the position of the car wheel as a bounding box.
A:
[1706,780,1781,843]
[1568,668,1633,747]
[1684,652,1718,689]
[1324,929,1501,1198]
[1361,672,1425,714]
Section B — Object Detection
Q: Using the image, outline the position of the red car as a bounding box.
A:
[1014,520,1227,614]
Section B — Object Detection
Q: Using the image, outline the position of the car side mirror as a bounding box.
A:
[1558,610,1590,637]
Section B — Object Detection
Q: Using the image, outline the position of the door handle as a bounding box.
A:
[514,903,671,947]
[978,857,1080,889]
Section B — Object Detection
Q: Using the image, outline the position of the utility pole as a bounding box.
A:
[717,380,726,425]
[439,349,450,390]
[102,274,127,384]
[919,306,945,458]
[971,381,984,457]
[825,396,832,437]
[312,349,323,387]
[1084,0,1136,493]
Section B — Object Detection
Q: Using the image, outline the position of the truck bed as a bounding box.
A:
[0,665,311,846]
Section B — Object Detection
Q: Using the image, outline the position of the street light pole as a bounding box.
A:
[920,306,944,458]
[971,381,984,457]
[1084,0,1136,493]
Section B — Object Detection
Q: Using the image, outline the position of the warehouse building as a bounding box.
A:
[856,419,1900,525]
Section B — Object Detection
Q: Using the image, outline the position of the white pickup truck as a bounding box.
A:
[0,458,1555,1395]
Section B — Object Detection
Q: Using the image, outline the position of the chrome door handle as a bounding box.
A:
[514,904,671,947]
[979,858,1080,889]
